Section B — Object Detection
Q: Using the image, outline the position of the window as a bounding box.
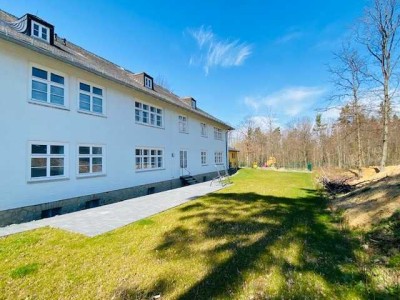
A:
[135,101,163,127]
[214,127,223,140]
[215,151,223,165]
[29,142,67,180]
[31,66,65,106]
[201,151,207,165]
[31,21,49,43]
[179,115,188,133]
[135,147,163,170]
[191,99,196,109]
[201,123,208,137]
[144,76,153,89]
[78,145,105,176]
[79,82,104,115]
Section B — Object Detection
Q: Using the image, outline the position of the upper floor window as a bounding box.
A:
[31,66,65,106]
[179,115,188,133]
[191,99,196,109]
[29,142,68,181]
[79,82,104,115]
[31,21,49,43]
[201,123,208,137]
[214,127,223,140]
[135,101,163,127]
[78,145,105,176]
[144,76,153,89]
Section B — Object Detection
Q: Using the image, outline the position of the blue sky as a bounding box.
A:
[0,0,367,128]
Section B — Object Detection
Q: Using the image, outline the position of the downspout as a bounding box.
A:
[226,130,229,171]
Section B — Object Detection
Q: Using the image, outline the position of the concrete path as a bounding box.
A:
[0,181,226,237]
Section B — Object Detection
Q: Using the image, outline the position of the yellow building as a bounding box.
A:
[228,147,240,169]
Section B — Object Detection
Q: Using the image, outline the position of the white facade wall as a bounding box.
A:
[0,39,228,211]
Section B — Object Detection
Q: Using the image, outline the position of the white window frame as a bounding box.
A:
[29,64,68,109]
[78,80,106,116]
[201,150,207,166]
[215,151,223,165]
[77,145,106,177]
[135,101,163,128]
[214,127,223,140]
[28,141,69,182]
[144,76,153,89]
[31,20,50,43]
[135,147,164,171]
[180,150,188,169]
[179,115,188,133]
[201,123,208,137]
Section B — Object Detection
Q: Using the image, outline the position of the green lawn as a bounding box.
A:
[0,169,394,299]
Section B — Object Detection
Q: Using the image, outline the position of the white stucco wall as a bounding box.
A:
[0,38,228,210]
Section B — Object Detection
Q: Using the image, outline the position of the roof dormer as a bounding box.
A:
[131,72,154,90]
[8,14,55,45]
[181,97,197,109]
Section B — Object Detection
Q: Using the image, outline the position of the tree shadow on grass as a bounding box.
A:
[154,191,369,299]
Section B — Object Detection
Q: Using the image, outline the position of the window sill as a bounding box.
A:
[28,176,69,183]
[179,131,189,134]
[135,168,165,173]
[77,173,106,179]
[28,99,69,111]
[135,121,165,130]
[77,110,107,118]
[202,164,208,166]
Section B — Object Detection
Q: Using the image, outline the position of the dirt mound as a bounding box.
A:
[331,166,400,230]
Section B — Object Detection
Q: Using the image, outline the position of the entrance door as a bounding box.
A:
[179,150,188,175]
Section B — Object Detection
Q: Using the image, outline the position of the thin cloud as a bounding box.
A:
[275,31,304,44]
[188,26,252,74]
[244,86,326,117]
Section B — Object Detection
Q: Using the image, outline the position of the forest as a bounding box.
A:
[231,0,400,171]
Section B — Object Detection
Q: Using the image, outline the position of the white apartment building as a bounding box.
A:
[0,11,233,226]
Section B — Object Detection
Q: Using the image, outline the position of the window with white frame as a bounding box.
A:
[215,151,223,165]
[214,127,223,140]
[78,145,105,175]
[31,66,65,106]
[135,101,163,127]
[31,21,49,43]
[135,148,163,170]
[201,151,207,165]
[29,142,67,180]
[201,123,208,137]
[179,115,188,133]
[79,82,104,114]
[144,76,153,89]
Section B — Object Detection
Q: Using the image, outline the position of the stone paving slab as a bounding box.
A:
[0,181,225,237]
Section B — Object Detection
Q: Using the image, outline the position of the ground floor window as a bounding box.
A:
[201,151,207,165]
[215,151,223,165]
[136,147,164,170]
[29,142,67,180]
[78,145,105,175]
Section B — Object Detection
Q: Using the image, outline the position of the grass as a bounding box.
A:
[0,169,397,299]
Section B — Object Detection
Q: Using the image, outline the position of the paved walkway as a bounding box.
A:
[0,181,226,237]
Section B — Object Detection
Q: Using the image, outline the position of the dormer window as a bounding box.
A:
[31,20,49,43]
[191,99,196,109]
[144,76,153,89]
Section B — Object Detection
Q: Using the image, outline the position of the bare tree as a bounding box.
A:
[358,0,400,171]
[329,44,366,173]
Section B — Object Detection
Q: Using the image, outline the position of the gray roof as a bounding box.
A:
[0,10,234,130]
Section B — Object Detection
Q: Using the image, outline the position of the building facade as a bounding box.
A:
[0,11,233,226]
